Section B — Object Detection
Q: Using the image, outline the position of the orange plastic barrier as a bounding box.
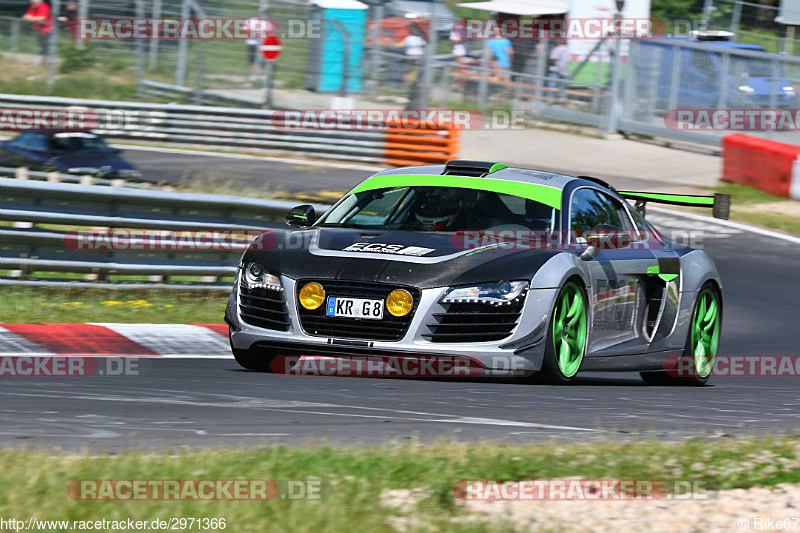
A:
[384,120,460,166]
[722,134,800,200]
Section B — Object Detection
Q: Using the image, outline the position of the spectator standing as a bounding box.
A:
[245,14,269,81]
[450,19,470,63]
[487,31,513,80]
[548,38,570,102]
[58,2,78,27]
[402,31,425,85]
[23,0,54,65]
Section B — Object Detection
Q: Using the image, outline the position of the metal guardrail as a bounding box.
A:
[0,177,331,291]
[141,80,265,108]
[0,94,460,166]
[0,166,150,188]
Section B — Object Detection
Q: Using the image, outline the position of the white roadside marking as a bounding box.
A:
[649,206,800,244]
[0,326,54,356]
[90,324,230,356]
[648,216,743,234]
[0,388,596,432]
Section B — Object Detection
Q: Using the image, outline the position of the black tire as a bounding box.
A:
[232,346,276,372]
[640,282,721,387]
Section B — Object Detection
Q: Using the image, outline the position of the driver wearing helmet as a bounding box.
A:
[413,188,465,231]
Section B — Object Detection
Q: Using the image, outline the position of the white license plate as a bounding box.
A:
[326,297,384,320]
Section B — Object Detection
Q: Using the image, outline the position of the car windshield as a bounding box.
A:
[731,56,779,78]
[319,186,558,232]
[50,133,114,153]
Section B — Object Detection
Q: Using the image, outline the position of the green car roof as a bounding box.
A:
[348,174,563,209]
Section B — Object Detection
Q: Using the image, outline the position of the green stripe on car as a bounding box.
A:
[619,192,715,206]
[349,174,562,209]
[647,266,679,283]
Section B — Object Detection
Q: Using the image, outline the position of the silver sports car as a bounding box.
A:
[226,160,729,385]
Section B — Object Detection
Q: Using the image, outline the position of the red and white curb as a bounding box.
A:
[0,324,231,358]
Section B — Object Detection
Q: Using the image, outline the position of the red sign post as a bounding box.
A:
[260,35,283,61]
[260,35,282,107]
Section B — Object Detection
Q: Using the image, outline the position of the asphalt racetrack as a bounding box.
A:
[1,149,798,450]
[119,146,376,195]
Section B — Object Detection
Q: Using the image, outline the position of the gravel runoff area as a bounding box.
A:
[381,485,800,532]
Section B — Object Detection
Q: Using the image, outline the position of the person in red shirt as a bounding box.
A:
[23,0,54,64]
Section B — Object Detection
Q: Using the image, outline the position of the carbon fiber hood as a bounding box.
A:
[241,227,560,289]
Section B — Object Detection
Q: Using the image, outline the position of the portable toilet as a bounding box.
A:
[305,0,369,93]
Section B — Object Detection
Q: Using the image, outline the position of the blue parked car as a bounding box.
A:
[636,33,795,110]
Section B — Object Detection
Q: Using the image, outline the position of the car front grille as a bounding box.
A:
[296,280,420,342]
[238,285,290,331]
[424,301,525,343]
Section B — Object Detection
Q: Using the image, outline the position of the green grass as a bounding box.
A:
[0,287,229,324]
[709,183,790,206]
[0,52,139,100]
[570,61,627,86]
[0,437,798,532]
[734,28,797,56]
[445,0,493,21]
[728,211,800,235]
[701,183,800,235]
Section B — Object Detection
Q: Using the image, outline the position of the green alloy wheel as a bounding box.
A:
[641,282,721,386]
[690,287,720,379]
[535,281,588,384]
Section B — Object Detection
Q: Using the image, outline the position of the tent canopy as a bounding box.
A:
[455,0,568,16]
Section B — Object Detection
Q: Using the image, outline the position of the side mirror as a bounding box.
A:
[580,246,599,261]
[286,205,315,227]
[584,225,631,251]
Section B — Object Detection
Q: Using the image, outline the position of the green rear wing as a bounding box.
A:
[619,191,731,220]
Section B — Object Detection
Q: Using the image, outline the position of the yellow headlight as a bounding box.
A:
[299,282,326,310]
[386,289,413,317]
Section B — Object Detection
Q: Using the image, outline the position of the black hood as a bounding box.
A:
[241,227,560,289]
